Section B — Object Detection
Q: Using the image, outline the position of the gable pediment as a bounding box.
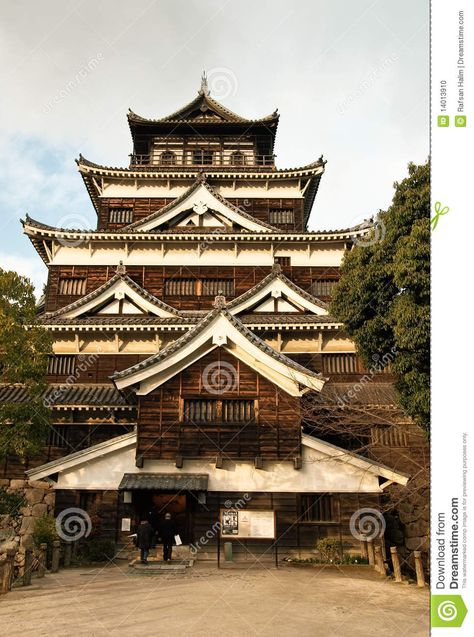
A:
[44,274,179,320]
[228,270,329,316]
[113,308,325,397]
[122,179,278,233]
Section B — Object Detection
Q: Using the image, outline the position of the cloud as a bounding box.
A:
[0,252,48,296]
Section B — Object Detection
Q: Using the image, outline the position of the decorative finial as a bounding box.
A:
[213,294,226,309]
[116,260,126,275]
[272,262,282,274]
[199,71,210,96]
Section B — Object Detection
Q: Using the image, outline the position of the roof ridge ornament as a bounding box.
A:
[272,262,282,274]
[213,294,227,309]
[116,260,126,275]
[199,71,210,97]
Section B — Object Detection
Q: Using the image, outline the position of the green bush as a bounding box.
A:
[315,537,341,563]
[0,487,26,517]
[79,539,116,562]
[32,514,58,548]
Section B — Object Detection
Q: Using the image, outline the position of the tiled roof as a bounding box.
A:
[118,472,208,491]
[0,384,135,407]
[227,266,329,312]
[315,383,398,406]
[112,307,323,382]
[41,273,181,320]
[120,175,279,232]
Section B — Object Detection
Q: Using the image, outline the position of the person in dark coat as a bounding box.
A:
[136,519,154,564]
[160,512,178,562]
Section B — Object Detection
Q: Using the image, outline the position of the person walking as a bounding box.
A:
[160,512,177,562]
[136,519,154,564]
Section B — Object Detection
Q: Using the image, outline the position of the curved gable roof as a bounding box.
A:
[42,272,180,320]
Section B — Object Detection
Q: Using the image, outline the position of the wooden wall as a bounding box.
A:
[96,197,306,232]
[45,265,340,312]
[137,349,301,461]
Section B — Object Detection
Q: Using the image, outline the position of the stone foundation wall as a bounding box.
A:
[0,478,56,573]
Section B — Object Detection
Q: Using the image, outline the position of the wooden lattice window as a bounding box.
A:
[193,148,213,165]
[58,278,86,295]
[300,495,336,522]
[311,279,338,297]
[160,151,176,166]
[47,355,76,376]
[201,279,234,296]
[230,151,245,166]
[109,208,133,224]
[274,257,291,267]
[47,426,71,447]
[322,354,358,374]
[183,399,255,423]
[269,209,294,225]
[164,278,234,297]
[371,426,408,447]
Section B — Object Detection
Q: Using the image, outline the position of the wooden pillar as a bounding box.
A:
[390,546,402,583]
[51,540,61,573]
[413,551,426,587]
[0,548,17,593]
[367,538,375,566]
[23,549,33,586]
[63,542,72,568]
[0,555,7,594]
[374,546,386,575]
[360,535,368,561]
[37,543,47,578]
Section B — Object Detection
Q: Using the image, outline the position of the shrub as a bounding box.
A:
[79,539,116,562]
[315,537,341,563]
[32,514,58,548]
[0,487,26,517]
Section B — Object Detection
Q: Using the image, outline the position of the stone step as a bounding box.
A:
[128,558,193,574]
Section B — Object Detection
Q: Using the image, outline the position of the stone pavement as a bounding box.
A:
[0,562,429,637]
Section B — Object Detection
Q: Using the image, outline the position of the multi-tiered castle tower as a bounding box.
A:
[11,78,411,559]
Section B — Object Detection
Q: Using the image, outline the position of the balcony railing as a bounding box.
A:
[129,152,276,169]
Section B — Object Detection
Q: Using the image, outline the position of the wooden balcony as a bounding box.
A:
[129,151,276,170]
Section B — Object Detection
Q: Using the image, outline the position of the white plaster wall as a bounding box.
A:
[55,443,381,493]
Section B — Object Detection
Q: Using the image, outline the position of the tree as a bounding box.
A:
[0,268,52,458]
[330,160,430,430]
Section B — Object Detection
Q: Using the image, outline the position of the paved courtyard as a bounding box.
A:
[0,563,429,637]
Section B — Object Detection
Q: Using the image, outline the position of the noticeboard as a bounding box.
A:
[220,509,276,539]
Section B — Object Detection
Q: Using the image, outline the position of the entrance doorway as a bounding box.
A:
[132,491,194,544]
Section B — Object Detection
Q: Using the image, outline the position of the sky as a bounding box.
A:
[0,0,429,293]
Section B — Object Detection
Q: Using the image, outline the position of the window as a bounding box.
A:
[160,151,176,166]
[47,426,71,447]
[311,279,338,297]
[371,426,408,447]
[300,495,336,522]
[269,209,294,225]
[322,354,358,374]
[193,148,213,165]
[183,399,255,423]
[274,257,291,267]
[230,151,245,166]
[164,278,234,297]
[201,279,234,296]
[58,278,86,295]
[48,355,76,376]
[108,208,133,224]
